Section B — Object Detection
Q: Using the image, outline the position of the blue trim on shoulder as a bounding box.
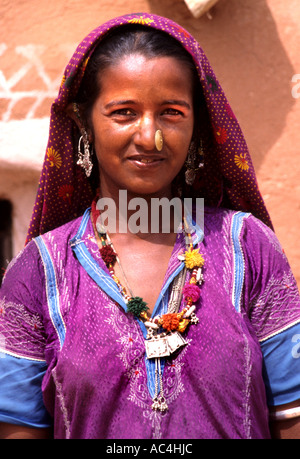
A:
[183,199,204,246]
[70,209,127,310]
[231,212,250,313]
[34,236,66,348]
[75,205,91,238]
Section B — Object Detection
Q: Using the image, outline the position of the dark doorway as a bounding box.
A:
[0,200,13,285]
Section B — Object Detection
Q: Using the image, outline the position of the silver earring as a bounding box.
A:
[185,140,204,186]
[77,130,93,177]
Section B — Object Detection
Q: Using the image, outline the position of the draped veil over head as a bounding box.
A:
[26,13,272,243]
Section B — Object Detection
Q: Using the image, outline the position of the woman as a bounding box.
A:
[0,13,300,439]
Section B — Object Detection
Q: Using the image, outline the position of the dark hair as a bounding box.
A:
[76,24,202,126]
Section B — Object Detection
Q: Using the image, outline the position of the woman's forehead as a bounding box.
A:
[97,54,194,97]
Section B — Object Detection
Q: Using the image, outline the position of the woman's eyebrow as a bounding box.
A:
[162,100,191,109]
[104,100,136,109]
[104,99,191,109]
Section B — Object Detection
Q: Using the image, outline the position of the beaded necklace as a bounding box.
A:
[91,198,204,411]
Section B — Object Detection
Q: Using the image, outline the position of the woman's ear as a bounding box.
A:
[66,103,93,143]
[66,103,85,131]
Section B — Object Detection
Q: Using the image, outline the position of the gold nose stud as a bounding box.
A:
[155,129,163,151]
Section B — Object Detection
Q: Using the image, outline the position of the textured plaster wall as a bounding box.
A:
[0,0,299,287]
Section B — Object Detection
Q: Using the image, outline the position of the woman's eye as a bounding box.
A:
[163,108,182,116]
[112,108,134,116]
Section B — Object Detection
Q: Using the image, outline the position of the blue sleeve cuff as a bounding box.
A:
[261,322,300,406]
[0,352,52,428]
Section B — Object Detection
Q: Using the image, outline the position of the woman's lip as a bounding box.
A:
[128,155,165,161]
[127,156,165,167]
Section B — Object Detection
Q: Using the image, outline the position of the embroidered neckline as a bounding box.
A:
[91,197,205,412]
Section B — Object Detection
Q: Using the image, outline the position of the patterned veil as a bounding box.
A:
[26,12,272,243]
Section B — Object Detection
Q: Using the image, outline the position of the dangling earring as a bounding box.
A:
[77,129,93,177]
[185,140,204,186]
[73,103,93,177]
[198,139,204,169]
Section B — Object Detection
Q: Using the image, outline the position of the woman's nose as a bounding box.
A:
[134,115,157,150]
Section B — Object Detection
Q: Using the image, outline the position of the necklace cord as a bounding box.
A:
[91,197,204,412]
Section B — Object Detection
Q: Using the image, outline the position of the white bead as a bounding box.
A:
[196,268,202,281]
[196,268,204,283]
[144,321,159,329]
[96,222,106,235]
[184,305,196,318]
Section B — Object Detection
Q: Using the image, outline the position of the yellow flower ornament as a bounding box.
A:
[179,248,205,270]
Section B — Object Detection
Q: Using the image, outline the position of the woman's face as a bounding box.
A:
[90,54,195,200]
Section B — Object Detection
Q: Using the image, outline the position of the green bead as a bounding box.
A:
[126,296,148,317]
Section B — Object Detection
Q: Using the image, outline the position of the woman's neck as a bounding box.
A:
[97,186,182,237]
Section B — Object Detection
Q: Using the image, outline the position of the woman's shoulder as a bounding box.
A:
[32,209,91,250]
[3,210,90,280]
[203,205,273,232]
[203,205,249,231]
[41,211,89,238]
[202,206,279,251]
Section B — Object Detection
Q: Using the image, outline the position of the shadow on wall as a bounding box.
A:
[148,0,295,170]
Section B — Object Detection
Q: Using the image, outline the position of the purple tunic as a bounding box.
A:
[1,207,300,438]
